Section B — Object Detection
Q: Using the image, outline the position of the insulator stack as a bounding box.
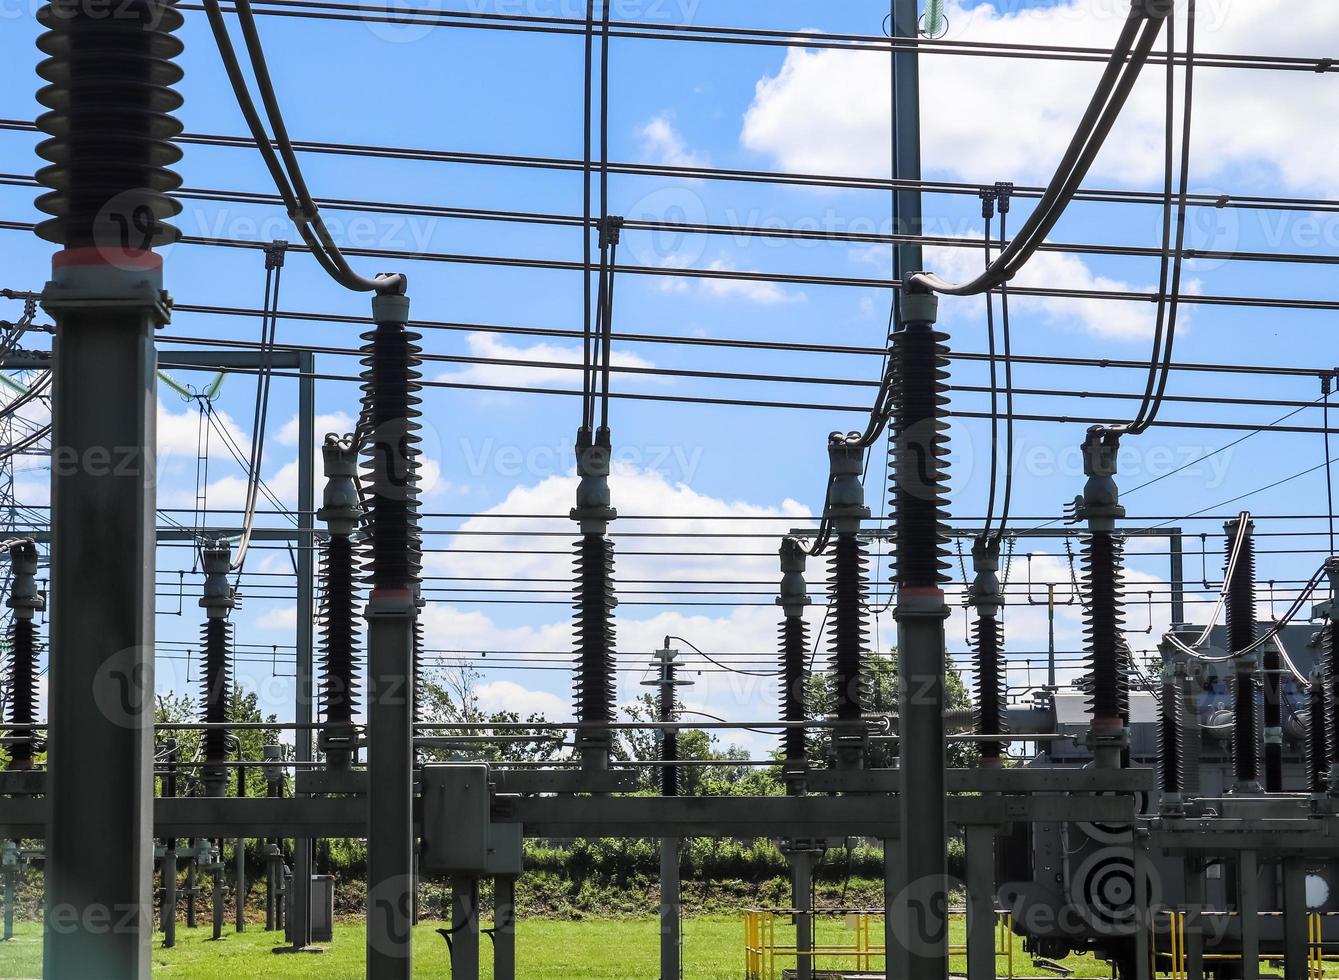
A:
[972,616,1006,764]
[571,425,618,758]
[1082,531,1127,724]
[1224,517,1261,792]
[889,322,952,590]
[969,538,1006,766]
[1309,628,1330,795]
[1179,668,1202,799]
[317,536,361,750]
[1158,665,1184,808]
[1326,621,1339,785]
[198,541,235,796]
[573,532,617,727]
[7,619,38,770]
[660,661,679,799]
[5,542,43,771]
[777,538,811,773]
[34,0,183,249]
[359,317,423,593]
[200,617,232,779]
[827,535,869,722]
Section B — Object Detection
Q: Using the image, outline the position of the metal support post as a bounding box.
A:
[186,852,197,929]
[1182,858,1204,980]
[964,825,997,980]
[363,288,418,978]
[493,876,517,980]
[160,847,176,949]
[1131,839,1152,980]
[211,860,224,941]
[788,846,816,980]
[450,875,480,980]
[42,254,167,979]
[37,0,183,968]
[1282,857,1309,980]
[660,838,681,980]
[1237,849,1260,980]
[235,841,246,933]
[893,284,951,979]
[884,839,906,980]
[2,863,15,942]
[290,350,317,950]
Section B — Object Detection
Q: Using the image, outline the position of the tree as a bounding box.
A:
[417,665,566,764]
[805,649,979,768]
[155,686,280,799]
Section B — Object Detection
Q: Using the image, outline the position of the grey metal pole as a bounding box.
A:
[1131,841,1152,980]
[1282,857,1308,980]
[891,0,924,284]
[659,838,681,980]
[450,875,480,980]
[364,290,418,978]
[884,839,906,980]
[36,0,182,969]
[964,826,996,980]
[1182,858,1204,980]
[42,258,165,979]
[290,350,317,950]
[789,847,815,980]
[235,841,246,933]
[161,848,176,949]
[211,862,224,941]
[3,867,14,942]
[1169,528,1185,626]
[1237,849,1260,980]
[186,853,197,930]
[493,876,516,980]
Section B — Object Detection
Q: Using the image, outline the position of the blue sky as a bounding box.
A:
[0,0,1336,755]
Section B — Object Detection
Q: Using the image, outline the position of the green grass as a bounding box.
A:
[0,915,1331,977]
[0,915,1121,978]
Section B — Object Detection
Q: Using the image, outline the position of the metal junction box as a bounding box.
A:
[420,763,492,875]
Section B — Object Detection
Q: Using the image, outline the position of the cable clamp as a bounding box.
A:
[263,239,288,270]
[994,181,1015,214]
[599,214,624,248]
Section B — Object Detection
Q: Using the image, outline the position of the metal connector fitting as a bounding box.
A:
[198,539,235,619]
[969,537,1003,619]
[6,541,44,621]
[825,433,870,535]
[571,426,618,534]
[777,537,811,618]
[317,433,362,537]
[1066,426,1125,531]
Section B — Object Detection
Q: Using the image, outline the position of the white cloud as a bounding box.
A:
[638,113,708,169]
[435,332,656,390]
[917,233,1198,341]
[741,1,1339,196]
[254,605,297,632]
[158,401,249,460]
[696,257,806,305]
[279,412,356,446]
[474,679,569,720]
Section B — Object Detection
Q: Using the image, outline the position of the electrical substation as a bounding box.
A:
[0,0,1337,977]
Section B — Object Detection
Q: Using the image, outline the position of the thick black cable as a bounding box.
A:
[1132,0,1197,434]
[581,0,594,431]
[994,198,1016,543]
[981,198,1000,544]
[1325,375,1336,556]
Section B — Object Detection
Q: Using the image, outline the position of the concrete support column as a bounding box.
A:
[1131,840,1152,980]
[493,876,516,980]
[660,837,681,980]
[964,825,996,980]
[43,265,165,979]
[450,875,480,980]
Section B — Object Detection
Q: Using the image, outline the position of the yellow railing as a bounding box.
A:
[743,908,1015,980]
[1153,909,1338,979]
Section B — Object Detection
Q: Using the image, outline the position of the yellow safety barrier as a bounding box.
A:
[743,908,1016,980]
[1152,908,1339,979]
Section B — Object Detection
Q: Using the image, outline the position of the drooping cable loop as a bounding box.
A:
[201,0,404,294]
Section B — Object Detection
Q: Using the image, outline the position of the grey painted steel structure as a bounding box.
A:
[41,260,166,979]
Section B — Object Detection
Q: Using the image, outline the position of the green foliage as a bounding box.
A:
[154,687,280,800]
[416,666,566,764]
